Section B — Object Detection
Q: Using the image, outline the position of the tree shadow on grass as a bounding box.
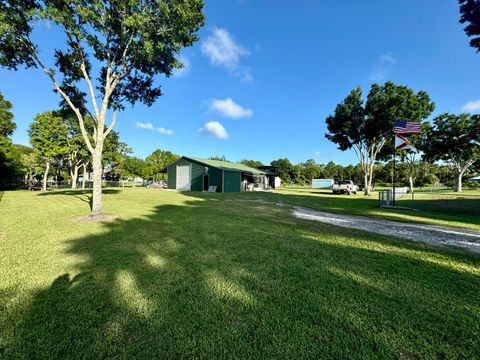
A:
[37,189,121,211]
[249,190,480,230]
[2,194,480,359]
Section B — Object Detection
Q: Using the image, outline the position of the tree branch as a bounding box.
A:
[22,39,95,155]
[65,30,100,118]
[104,111,117,137]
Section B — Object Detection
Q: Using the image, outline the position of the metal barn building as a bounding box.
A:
[165,157,273,192]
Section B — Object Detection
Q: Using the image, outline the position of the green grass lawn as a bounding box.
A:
[0,189,479,359]
[264,188,480,230]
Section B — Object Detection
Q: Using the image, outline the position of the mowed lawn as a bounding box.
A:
[0,189,479,359]
[267,188,480,230]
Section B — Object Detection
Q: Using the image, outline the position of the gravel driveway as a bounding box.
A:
[293,206,480,253]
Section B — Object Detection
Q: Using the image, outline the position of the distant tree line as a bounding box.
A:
[324,81,480,193]
[2,78,479,192]
[264,158,467,191]
[0,91,180,189]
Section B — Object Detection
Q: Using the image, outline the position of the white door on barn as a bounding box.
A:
[176,165,191,191]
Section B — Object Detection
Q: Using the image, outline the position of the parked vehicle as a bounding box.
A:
[332,180,357,195]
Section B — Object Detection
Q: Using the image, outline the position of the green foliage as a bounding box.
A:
[270,158,294,183]
[145,149,179,180]
[325,82,434,160]
[121,156,147,179]
[325,82,434,193]
[208,155,228,162]
[422,114,480,164]
[29,111,70,162]
[0,91,15,137]
[1,0,205,213]
[0,0,205,110]
[239,159,263,168]
[422,113,480,190]
[21,150,43,178]
[459,0,480,52]
[0,190,479,358]
[0,91,21,189]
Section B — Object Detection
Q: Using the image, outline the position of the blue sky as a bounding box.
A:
[1,0,479,165]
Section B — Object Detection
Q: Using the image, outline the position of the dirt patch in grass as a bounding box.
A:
[73,214,119,223]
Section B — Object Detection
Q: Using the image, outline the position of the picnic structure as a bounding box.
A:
[163,156,276,192]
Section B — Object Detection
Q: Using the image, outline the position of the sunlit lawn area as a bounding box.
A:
[0,189,479,359]
[269,188,480,230]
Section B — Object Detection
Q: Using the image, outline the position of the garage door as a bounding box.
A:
[176,165,191,191]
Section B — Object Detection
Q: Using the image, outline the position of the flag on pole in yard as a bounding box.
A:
[394,120,421,134]
[395,134,418,152]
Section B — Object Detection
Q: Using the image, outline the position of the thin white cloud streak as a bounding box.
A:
[137,122,173,135]
[201,27,253,82]
[157,127,174,135]
[368,52,397,82]
[198,121,229,139]
[462,100,480,113]
[136,122,154,130]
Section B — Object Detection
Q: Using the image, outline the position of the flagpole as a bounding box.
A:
[392,137,396,207]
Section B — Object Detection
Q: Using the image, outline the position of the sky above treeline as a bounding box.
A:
[1,0,479,165]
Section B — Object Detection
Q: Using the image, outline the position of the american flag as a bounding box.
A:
[394,120,421,134]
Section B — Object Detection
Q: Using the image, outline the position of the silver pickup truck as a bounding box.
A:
[332,180,357,195]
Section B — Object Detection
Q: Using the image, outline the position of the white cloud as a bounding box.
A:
[136,122,154,130]
[368,52,397,82]
[209,98,253,119]
[198,121,229,139]
[462,100,480,113]
[157,127,174,135]
[380,52,397,64]
[137,122,174,135]
[172,56,190,78]
[201,27,253,82]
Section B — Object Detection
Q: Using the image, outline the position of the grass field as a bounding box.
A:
[0,189,479,359]
[268,188,480,230]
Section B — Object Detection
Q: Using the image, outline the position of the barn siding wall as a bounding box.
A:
[167,165,176,189]
[168,158,195,190]
[208,167,223,192]
[191,162,204,191]
[224,171,241,192]
[167,157,245,192]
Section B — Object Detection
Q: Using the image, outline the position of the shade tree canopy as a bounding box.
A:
[240,159,263,168]
[325,81,434,195]
[0,0,205,217]
[145,149,179,180]
[270,158,294,183]
[29,111,70,191]
[422,113,480,192]
[0,91,15,137]
[459,0,480,52]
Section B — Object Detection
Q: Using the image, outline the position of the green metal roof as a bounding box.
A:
[185,157,268,175]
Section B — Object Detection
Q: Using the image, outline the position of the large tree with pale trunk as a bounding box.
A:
[0,0,205,218]
[325,82,434,195]
[422,113,480,192]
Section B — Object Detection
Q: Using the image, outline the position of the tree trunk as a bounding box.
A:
[456,172,463,192]
[71,165,79,189]
[82,163,87,190]
[91,146,104,216]
[408,176,414,194]
[366,166,375,196]
[42,161,50,191]
[363,172,369,195]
